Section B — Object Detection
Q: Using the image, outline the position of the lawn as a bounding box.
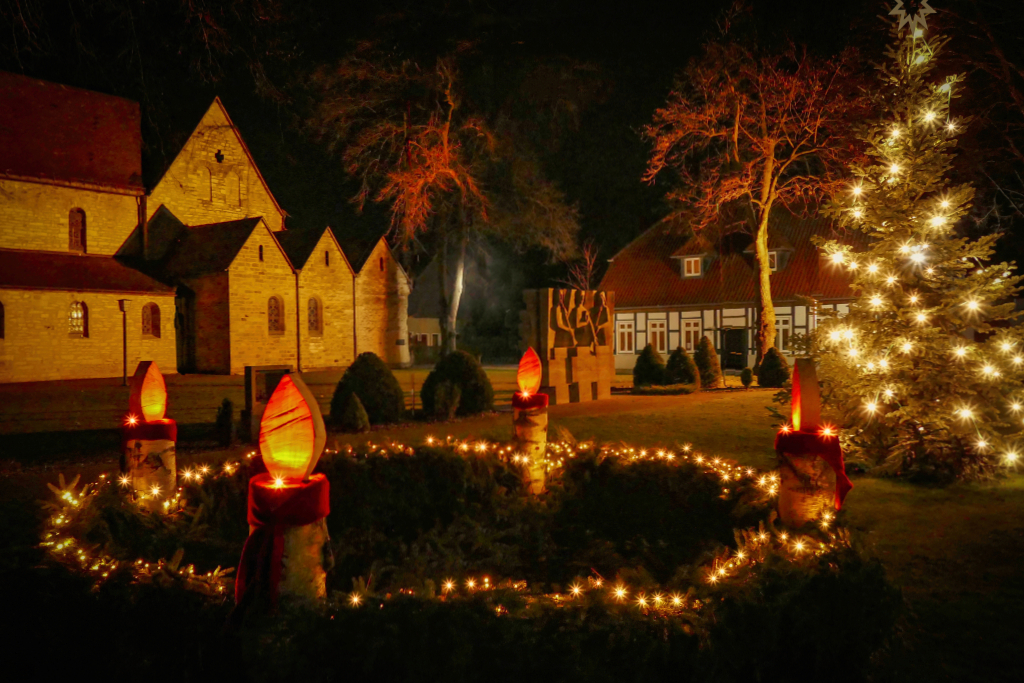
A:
[2,379,1022,681]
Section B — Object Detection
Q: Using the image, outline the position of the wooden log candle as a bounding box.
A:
[236,373,332,611]
[513,347,549,495]
[775,359,853,527]
[122,361,176,512]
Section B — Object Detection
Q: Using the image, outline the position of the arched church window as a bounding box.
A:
[268,296,285,334]
[69,301,88,337]
[196,166,212,201]
[308,297,322,335]
[142,303,161,338]
[69,209,86,252]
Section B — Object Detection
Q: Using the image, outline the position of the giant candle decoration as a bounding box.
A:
[774,359,853,527]
[512,347,549,495]
[122,361,176,511]
[236,373,331,611]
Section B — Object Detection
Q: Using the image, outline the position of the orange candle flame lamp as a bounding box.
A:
[122,361,176,510]
[237,372,331,609]
[258,373,327,482]
[512,347,548,410]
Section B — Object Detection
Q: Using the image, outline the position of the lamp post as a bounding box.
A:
[118,299,131,386]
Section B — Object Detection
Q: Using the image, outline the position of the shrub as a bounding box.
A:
[433,381,461,421]
[420,351,494,417]
[694,336,723,389]
[214,398,234,447]
[757,347,790,388]
[665,347,700,387]
[740,367,754,389]
[337,393,370,433]
[633,344,666,386]
[331,352,404,425]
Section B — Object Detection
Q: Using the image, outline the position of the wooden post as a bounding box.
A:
[777,359,837,528]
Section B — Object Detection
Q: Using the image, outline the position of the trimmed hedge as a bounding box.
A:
[740,367,754,388]
[694,335,723,389]
[337,392,370,433]
[757,347,790,388]
[665,347,700,387]
[633,344,666,386]
[330,352,404,425]
[420,351,494,417]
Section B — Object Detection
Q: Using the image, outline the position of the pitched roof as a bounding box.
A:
[0,249,173,294]
[159,217,264,280]
[600,210,858,309]
[0,71,143,191]
[276,226,326,269]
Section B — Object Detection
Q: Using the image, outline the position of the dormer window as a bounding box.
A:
[683,257,702,278]
[768,251,778,272]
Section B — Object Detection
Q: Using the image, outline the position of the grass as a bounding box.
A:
[2,374,1022,680]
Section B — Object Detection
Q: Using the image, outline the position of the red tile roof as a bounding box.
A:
[0,249,173,294]
[0,72,143,191]
[600,210,858,309]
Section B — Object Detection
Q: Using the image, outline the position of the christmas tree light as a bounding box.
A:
[814,20,1024,479]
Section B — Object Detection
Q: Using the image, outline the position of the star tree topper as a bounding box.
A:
[889,1,936,33]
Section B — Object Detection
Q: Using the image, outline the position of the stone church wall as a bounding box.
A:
[147,100,286,232]
[297,233,355,371]
[0,178,140,255]
[227,227,297,374]
[355,239,410,367]
[0,289,176,383]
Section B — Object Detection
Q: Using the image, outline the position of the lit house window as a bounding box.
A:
[69,301,88,337]
[768,251,778,272]
[683,257,702,277]
[617,321,635,353]
[682,319,701,351]
[777,317,792,352]
[268,296,285,334]
[649,320,667,353]
[142,303,161,338]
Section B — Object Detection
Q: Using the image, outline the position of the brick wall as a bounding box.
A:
[0,178,139,255]
[297,232,355,371]
[226,226,297,374]
[147,100,286,232]
[0,289,177,383]
[355,239,410,367]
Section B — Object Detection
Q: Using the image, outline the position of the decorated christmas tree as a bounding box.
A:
[813,16,1024,480]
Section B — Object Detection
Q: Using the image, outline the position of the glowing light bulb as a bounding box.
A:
[902,342,913,353]
[571,584,582,597]
[1001,342,1013,352]
[831,252,845,265]
[1005,452,1020,465]
[891,127,900,139]
[924,111,936,122]
[977,440,988,450]
[349,592,362,606]
[954,347,967,358]
[947,121,956,132]
[890,163,900,174]
[909,295,919,304]
[899,244,911,255]
[865,402,878,413]
[883,389,895,400]
[958,408,973,420]
[941,200,950,209]
[848,347,860,358]
[149,485,161,497]
[443,579,455,593]
[983,365,996,376]
[852,185,863,196]
[925,268,935,275]
[867,263,879,274]
[910,253,925,264]
[466,578,476,589]
[965,300,980,311]
[930,216,945,228]
[1012,403,1022,412]
[843,329,854,340]
[272,477,285,489]
[880,359,890,369]
[853,209,863,219]
[867,361,876,371]
[870,296,883,307]
[1015,356,1024,366]
[829,330,842,342]
[125,414,139,427]
[614,586,627,600]
[916,312,927,323]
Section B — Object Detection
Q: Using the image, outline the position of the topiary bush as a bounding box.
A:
[740,367,754,389]
[633,344,666,386]
[420,351,494,417]
[665,347,700,388]
[757,347,790,388]
[337,393,370,433]
[331,352,404,426]
[694,336,723,389]
[433,380,461,421]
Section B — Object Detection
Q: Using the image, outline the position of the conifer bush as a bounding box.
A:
[694,336,723,389]
[420,350,494,417]
[633,344,666,386]
[740,367,753,389]
[432,380,461,421]
[337,393,370,433]
[331,352,404,425]
[665,346,700,387]
[756,348,790,388]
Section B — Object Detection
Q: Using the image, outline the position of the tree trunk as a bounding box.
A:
[753,211,776,366]
[442,229,467,355]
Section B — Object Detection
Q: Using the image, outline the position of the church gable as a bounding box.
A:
[147,98,286,232]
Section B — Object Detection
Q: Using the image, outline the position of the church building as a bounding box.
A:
[0,72,408,383]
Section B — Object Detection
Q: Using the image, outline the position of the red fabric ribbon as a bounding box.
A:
[512,392,549,410]
[235,473,330,610]
[121,418,177,448]
[774,430,854,509]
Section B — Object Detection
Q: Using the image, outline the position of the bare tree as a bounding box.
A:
[643,36,866,364]
[556,239,600,291]
[311,48,578,353]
